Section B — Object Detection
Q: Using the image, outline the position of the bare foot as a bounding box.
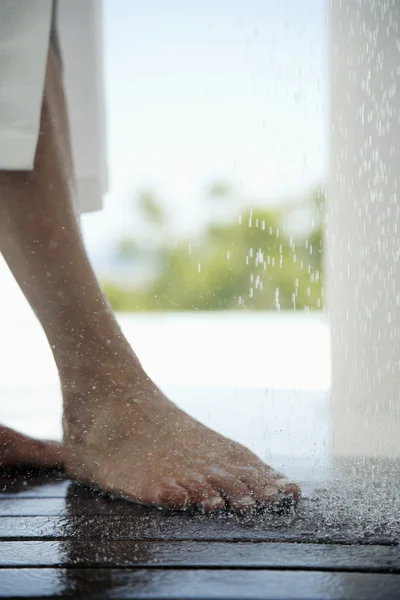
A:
[62,355,300,511]
[0,425,63,470]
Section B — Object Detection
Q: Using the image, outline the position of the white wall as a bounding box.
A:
[328,1,400,456]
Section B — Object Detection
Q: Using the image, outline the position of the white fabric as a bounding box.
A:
[0,1,51,170]
[0,0,107,213]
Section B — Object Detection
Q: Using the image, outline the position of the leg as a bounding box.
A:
[0,46,300,510]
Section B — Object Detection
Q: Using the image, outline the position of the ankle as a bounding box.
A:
[54,328,140,382]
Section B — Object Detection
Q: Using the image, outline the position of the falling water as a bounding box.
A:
[326,0,400,534]
[328,0,400,457]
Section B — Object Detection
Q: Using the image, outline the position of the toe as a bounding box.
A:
[179,477,225,511]
[274,477,301,502]
[210,474,257,510]
[143,483,191,509]
[238,473,280,506]
[237,467,300,506]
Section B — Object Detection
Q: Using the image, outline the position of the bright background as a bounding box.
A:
[82,0,328,272]
[0,0,330,477]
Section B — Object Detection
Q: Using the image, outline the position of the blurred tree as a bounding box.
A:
[138,190,165,226]
[207,181,234,200]
[102,185,324,312]
[117,237,139,260]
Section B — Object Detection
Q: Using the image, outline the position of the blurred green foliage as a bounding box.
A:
[102,185,324,312]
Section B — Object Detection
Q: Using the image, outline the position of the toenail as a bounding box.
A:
[264,486,279,499]
[207,497,223,507]
[239,495,256,506]
[275,478,297,491]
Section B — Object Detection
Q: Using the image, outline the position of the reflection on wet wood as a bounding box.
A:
[1,540,400,571]
[1,568,400,599]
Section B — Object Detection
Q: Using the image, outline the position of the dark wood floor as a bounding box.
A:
[1,463,400,599]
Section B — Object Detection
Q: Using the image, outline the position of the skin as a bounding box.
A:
[0,425,62,470]
[0,45,300,510]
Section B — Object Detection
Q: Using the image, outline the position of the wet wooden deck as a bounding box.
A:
[1,465,400,599]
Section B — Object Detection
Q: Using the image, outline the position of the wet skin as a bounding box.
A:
[0,45,300,511]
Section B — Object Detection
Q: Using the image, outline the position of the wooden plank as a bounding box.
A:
[0,540,400,572]
[0,515,310,543]
[0,498,68,516]
[0,478,69,499]
[0,515,396,546]
[1,568,400,598]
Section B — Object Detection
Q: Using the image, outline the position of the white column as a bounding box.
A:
[328,0,400,457]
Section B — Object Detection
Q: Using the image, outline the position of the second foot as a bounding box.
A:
[0,425,63,470]
[62,366,301,511]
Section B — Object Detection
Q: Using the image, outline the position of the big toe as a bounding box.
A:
[275,477,301,502]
